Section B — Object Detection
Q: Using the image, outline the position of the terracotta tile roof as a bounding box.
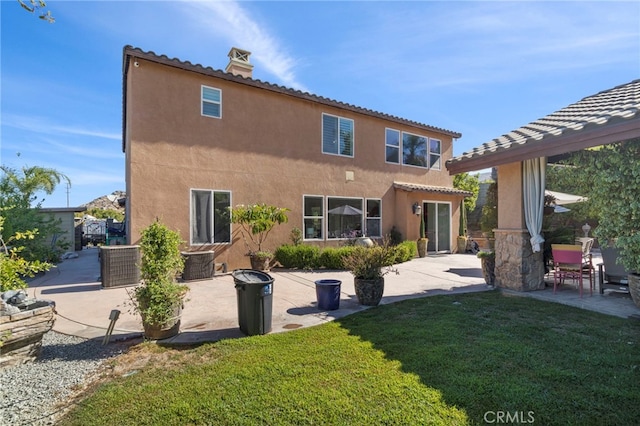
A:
[446,79,640,173]
[393,181,473,197]
[122,46,461,152]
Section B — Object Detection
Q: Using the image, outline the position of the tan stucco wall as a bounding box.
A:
[497,163,524,229]
[125,58,463,269]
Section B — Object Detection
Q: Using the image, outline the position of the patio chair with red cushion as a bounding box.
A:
[551,244,594,298]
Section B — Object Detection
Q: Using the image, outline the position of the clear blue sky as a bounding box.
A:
[2,1,639,208]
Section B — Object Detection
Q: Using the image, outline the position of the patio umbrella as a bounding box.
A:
[327,205,363,215]
[327,205,362,237]
[545,190,587,206]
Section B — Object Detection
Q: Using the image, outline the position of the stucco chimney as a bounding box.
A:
[225,47,253,78]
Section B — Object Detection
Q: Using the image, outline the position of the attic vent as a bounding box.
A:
[225,47,253,78]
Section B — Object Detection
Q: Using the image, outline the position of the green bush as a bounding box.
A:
[275,241,418,271]
[274,244,320,269]
[394,240,417,263]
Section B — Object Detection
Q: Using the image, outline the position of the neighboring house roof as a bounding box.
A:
[393,181,473,197]
[40,207,87,213]
[446,79,640,174]
[121,45,462,152]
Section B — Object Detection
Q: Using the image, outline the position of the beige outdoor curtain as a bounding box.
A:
[523,157,546,252]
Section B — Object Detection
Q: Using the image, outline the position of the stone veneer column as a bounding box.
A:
[494,228,545,291]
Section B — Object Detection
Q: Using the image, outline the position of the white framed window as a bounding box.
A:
[303,195,324,240]
[365,199,382,238]
[191,189,231,244]
[402,132,428,168]
[387,129,440,170]
[202,86,222,118]
[322,113,354,157]
[429,138,441,170]
[385,128,400,164]
[327,197,363,239]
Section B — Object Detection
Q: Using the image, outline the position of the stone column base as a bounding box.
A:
[494,229,545,292]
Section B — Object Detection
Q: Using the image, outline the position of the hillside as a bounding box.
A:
[81,191,126,213]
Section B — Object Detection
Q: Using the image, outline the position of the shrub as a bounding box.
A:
[389,226,403,246]
[129,220,188,327]
[274,244,320,269]
[394,240,417,263]
[319,246,359,270]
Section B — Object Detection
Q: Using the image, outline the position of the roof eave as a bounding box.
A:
[446,117,640,174]
[121,45,462,153]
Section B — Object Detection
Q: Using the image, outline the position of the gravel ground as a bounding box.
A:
[0,331,131,425]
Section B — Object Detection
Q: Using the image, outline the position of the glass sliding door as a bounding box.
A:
[424,202,451,252]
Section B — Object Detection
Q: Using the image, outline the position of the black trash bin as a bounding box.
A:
[315,279,341,311]
[233,269,274,336]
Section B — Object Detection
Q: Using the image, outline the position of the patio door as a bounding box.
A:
[424,201,451,252]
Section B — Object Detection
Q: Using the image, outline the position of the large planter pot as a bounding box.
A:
[417,238,428,258]
[480,257,496,286]
[457,236,467,253]
[1,300,55,368]
[141,305,182,340]
[354,277,384,306]
[250,255,271,271]
[629,273,640,308]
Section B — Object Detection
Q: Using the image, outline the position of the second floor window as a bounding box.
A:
[402,132,428,168]
[385,128,400,163]
[202,86,221,118]
[322,113,354,157]
[429,138,441,170]
[387,129,441,170]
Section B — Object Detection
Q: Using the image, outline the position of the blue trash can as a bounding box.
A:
[315,279,341,311]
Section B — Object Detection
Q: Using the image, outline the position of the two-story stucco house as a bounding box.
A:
[122,46,470,270]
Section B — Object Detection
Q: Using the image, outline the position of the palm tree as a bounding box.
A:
[0,165,70,207]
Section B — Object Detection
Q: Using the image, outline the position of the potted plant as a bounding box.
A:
[477,250,495,286]
[229,204,289,271]
[417,210,428,258]
[343,238,398,306]
[128,220,187,340]
[457,200,468,253]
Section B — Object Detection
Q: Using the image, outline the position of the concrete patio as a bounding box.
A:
[24,247,639,346]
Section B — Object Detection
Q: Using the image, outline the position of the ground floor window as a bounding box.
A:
[303,196,324,240]
[327,197,363,239]
[191,189,231,244]
[303,195,384,241]
[365,199,381,237]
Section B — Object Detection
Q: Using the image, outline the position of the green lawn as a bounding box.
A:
[60,291,640,425]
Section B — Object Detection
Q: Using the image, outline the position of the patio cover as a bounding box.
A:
[446,79,640,175]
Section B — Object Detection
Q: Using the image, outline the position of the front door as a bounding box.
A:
[424,202,451,252]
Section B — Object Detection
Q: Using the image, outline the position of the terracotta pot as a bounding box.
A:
[628,273,640,308]
[142,305,182,340]
[250,255,271,271]
[354,277,384,306]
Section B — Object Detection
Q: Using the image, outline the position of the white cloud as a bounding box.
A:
[2,113,120,140]
[180,0,309,92]
[332,2,639,90]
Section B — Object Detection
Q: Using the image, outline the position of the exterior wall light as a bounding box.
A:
[412,202,422,216]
